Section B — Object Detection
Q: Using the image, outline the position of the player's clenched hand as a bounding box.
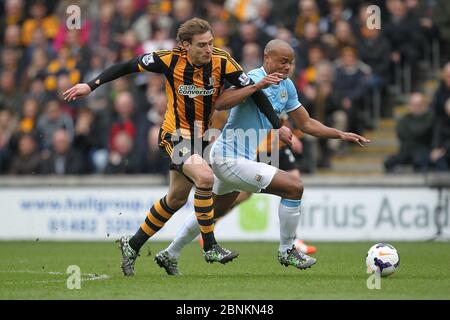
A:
[63,83,92,102]
[279,125,293,147]
[339,132,370,147]
[291,135,303,154]
[254,73,283,90]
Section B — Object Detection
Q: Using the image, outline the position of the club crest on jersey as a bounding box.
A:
[142,53,154,65]
[208,76,216,87]
[178,85,215,98]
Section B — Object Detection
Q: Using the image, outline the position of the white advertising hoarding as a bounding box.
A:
[0,187,448,241]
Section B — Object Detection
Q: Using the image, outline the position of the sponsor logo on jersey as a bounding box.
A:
[178,85,215,98]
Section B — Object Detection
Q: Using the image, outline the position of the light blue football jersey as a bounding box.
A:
[212,67,302,160]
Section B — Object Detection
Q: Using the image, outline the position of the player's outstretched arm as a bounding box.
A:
[63,57,141,102]
[216,72,292,146]
[215,73,283,111]
[289,106,370,147]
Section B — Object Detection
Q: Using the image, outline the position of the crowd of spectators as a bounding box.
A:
[0,0,449,176]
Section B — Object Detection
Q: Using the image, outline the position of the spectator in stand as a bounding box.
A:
[88,1,116,52]
[132,1,173,44]
[16,97,40,137]
[0,0,26,42]
[240,42,262,72]
[296,22,325,71]
[1,46,23,86]
[296,44,326,93]
[9,133,41,174]
[425,62,450,170]
[384,92,434,173]
[294,0,321,39]
[325,20,357,60]
[40,128,86,174]
[55,29,92,76]
[142,25,175,54]
[229,21,269,62]
[110,0,141,48]
[169,0,195,39]
[109,91,137,152]
[0,69,23,113]
[36,98,74,150]
[0,109,18,173]
[73,107,99,174]
[429,98,450,171]
[23,27,54,66]
[271,0,298,30]
[333,47,370,135]
[358,26,392,117]
[109,91,149,157]
[357,25,391,87]
[431,0,450,61]
[3,24,23,52]
[21,0,58,47]
[319,0,352,34]
[205,0,239,36]
[44,45,80,93]
[27,76,48,106]
[384,0,424,91]
[252,0,279,39]
[211,20,231,50]
[144,92,168,175]
[430,62,450,120]
[104,131,141,174]
[9,97,41,153]
[82,53,110,112]
[301,61,344,168]
[22,47,49,89]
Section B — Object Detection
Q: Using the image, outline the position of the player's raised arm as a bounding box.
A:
[219,49,284,130]
[214,73,284,111]
[289,106,370,147]
[218,71,292,146]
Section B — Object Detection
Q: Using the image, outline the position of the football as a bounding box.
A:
[366,243,400,277]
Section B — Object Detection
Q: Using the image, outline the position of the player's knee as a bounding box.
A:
[287,178,303,200]
[194,171,214,188]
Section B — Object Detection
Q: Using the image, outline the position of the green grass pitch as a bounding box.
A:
[0,241,449,299]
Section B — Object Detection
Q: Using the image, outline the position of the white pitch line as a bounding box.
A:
[0,269,111,284]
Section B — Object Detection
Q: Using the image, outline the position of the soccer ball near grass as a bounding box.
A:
[366,243,400,277]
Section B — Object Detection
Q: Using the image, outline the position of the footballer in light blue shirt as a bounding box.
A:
[213,65,302,160]
[160,40,370,273]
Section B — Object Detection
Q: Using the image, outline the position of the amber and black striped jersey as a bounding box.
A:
[137,46,246,138]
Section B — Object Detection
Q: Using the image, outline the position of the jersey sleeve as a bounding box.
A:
[285,79,302,113]
[137,52,166,73]
[221,53,251,87]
